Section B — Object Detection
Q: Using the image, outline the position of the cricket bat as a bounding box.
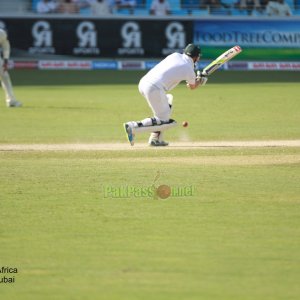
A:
[200,45,242,76]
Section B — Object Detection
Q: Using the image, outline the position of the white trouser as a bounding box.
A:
[0,58,15,103]
[138,78,171,122]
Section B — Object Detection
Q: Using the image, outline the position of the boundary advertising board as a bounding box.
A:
[0,17,299,61]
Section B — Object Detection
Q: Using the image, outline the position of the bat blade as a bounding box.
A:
[202,45,242,76]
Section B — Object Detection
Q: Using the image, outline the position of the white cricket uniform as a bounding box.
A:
[0,29,17,105]
[0,29,9,60]
[36,1,57,13]
[139,52,196,121]
[150,0,171,15]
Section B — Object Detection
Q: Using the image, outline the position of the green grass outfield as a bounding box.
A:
[0,70,300,300]
[0,70,300,143]
[1,148,300,300]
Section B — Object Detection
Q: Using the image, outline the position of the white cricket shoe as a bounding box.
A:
[149,132,169,147]
[7,100,22,108]
[149,140,169,147]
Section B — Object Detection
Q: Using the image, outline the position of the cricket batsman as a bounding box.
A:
[123,43,207,147]
[0,28,22,107]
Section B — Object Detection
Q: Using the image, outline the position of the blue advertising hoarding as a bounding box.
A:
[194,19,300,61]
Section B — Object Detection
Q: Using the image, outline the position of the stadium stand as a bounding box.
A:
[0,0,298,16]
[118,0,293,16]
[0,0,31,13]
[297,0,300,14]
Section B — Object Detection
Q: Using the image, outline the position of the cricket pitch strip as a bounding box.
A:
[0,140,300,151]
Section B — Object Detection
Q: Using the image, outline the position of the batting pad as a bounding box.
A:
[133,119,177,133]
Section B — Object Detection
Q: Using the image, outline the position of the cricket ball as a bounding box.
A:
[182,121,188,128]
[156,185,171,199]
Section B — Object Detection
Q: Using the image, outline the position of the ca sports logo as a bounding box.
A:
[118,22,144,56]
[162,22,186,55]
[29,21,55,54]
[73,21,100,55]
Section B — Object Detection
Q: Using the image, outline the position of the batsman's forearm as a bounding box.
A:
[187,80,201,90]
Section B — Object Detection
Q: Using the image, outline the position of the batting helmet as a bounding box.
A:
[184,44,201,58]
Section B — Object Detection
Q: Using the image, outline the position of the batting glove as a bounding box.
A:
[196,70,208,86]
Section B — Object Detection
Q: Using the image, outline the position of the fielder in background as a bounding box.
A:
[0,28,22,108]
[123,43,207,146]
